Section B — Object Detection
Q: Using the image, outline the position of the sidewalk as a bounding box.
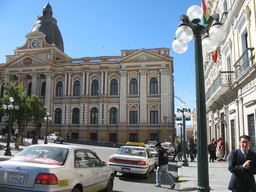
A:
[0,138,36,161]
[177,159,231,191]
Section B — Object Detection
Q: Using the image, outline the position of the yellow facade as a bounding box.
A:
[0,4,175,145]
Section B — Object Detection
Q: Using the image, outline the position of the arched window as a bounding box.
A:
[28,83,32,97]
[91,108,98,124]
[130,78,138,95]
[55,108,62,124]
[41,82,46,96]
[150,77,158,94]
[56,81,63,96]
[109,107,117,124]
[110,79,118,95]
[72,108,80,124]
[73,80,80,96]
[91,80,99,96]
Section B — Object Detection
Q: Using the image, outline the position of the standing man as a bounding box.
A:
[155,142,175,189]
[208,139,216,162]
[228,135,256,191]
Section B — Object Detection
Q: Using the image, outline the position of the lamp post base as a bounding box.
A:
[181,159,189,166]
[4,149,12,156]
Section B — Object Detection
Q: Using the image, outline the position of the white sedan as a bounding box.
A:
[0,144,114,192]
[108,146,155,178]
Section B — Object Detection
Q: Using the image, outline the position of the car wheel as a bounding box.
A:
[150,165,154,173]
[103,175,114,192]
[143,169,150,179]
[53,140,56,143]
[71,187,81,192]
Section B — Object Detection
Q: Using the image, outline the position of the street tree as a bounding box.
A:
[0,81,47,149]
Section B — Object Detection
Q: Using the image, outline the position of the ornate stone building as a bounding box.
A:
[204,0,256,156]
[0,3,175,145]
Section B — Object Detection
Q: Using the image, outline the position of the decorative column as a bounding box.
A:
[31,74,38,95]
[44,73,52,114]
[119,71,127,124]
[81,71,86,95]
[64,72,68,96]
[85,71,89,95]
[139,70,147,124]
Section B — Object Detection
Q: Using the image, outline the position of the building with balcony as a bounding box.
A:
[0,3,175,145]
[204,0,256,157]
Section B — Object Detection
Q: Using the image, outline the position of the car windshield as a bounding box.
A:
[116,147,146,157]
[11,146,69,165]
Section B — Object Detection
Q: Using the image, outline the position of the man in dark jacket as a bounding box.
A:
[228,135,256,191]
[155,142,175,189]
[172,140,182,162]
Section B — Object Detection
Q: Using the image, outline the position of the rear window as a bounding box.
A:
[11,146,69,165]
[116,147,146,157]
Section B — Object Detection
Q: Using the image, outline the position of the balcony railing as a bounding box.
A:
[234,48,254,81]
[205,71,234,102]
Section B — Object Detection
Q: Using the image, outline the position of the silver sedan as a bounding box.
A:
[0,144,114,192]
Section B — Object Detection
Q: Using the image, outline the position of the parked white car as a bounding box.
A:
[0,144,114,192]
[161,142,175,155]
[108,145,155,178]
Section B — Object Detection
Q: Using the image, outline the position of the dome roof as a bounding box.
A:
[30,3,64,52]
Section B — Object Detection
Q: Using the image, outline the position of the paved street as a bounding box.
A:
[0,138,237,192]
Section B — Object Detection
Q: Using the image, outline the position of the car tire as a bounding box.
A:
[150,165,154,173]
[71,187,81,192]
[53,140,56,143]
[143,169,150,179]
[103,175,114,192]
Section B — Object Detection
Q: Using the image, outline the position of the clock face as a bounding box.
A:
[31,39,40,48]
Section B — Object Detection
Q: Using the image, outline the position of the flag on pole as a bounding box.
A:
[162,126,165,133]
[201,0,210,24]
[212,49,218,63]
[201,0,218,62]
[19,77,24,90]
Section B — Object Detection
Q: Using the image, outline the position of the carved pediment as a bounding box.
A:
[120,49,169,62]
[4,54,51,68]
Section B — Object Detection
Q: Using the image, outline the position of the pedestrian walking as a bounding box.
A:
[187,139,196,162]
[155,142,175,189]
[228,135,256,192]
[1,128,5,139]
[172,140,182,162]
[208,139,216,162]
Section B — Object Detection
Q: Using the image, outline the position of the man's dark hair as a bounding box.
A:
[155,142,161,147]
[239,135,250,142]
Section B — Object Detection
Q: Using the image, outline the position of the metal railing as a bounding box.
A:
[205,71,234,102]
[234,48,254,80]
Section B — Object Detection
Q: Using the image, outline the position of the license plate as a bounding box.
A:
[9,173,25,184]
[122,168,130,173]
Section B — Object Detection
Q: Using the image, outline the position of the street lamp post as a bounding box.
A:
[44,112,51,144]
[2,97,19,156]
[172,5,226,192]
[177,104,191,167]
[163,116,167,142]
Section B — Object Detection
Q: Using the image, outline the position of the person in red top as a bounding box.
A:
[217,137,225,160]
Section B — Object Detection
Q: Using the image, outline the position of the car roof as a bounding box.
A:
[125,142,145,147]
[27,144,90,151]
[121,145,145,149]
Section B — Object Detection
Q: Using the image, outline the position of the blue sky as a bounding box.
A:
[0,0,200,123]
